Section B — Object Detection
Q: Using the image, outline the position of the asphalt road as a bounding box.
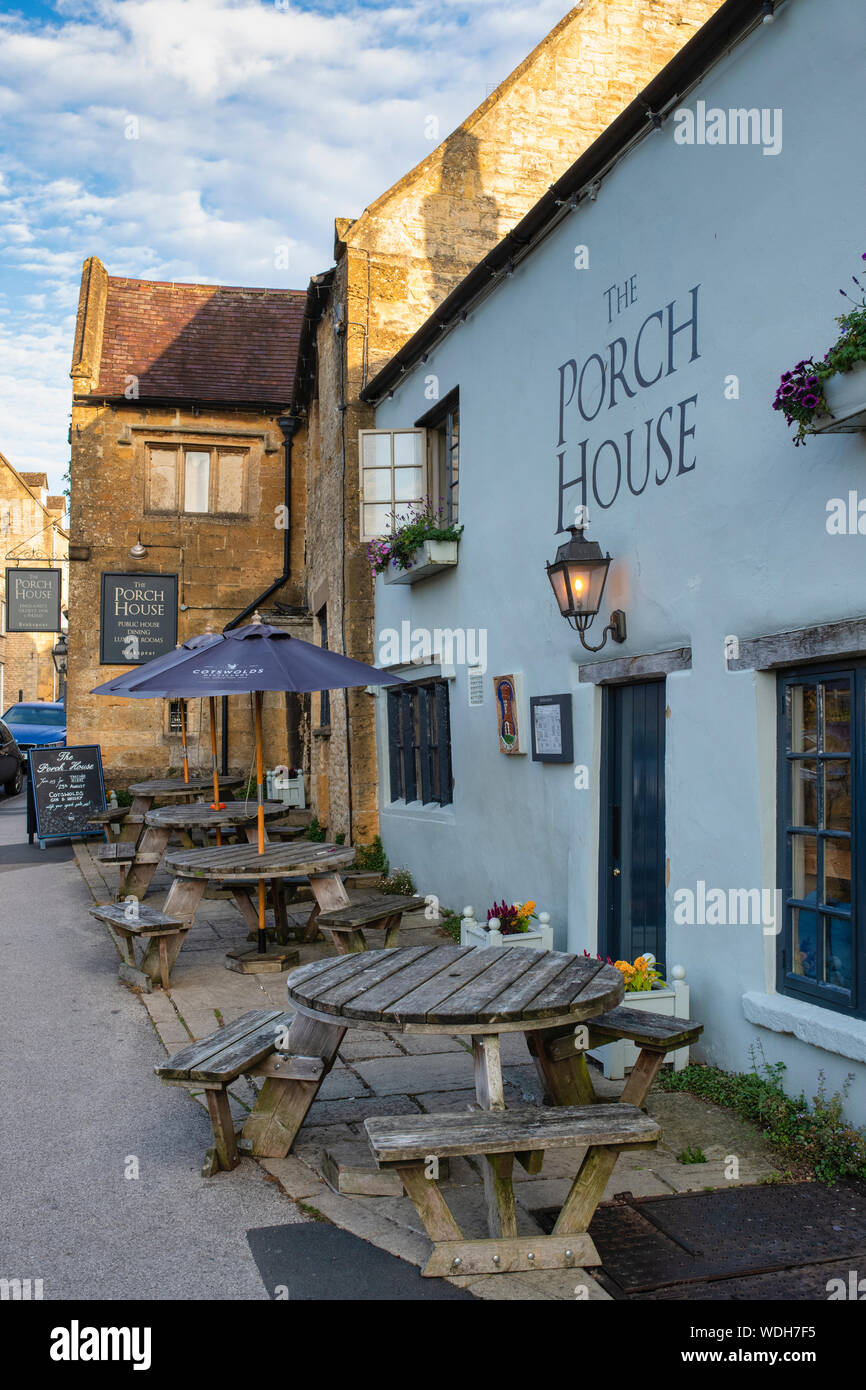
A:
[0,789,304,1300]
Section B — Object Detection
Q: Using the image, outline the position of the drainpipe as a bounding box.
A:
[221,413,301,771]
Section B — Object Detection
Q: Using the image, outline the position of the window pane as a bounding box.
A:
[823,760,851,830]
[216,453,245,513]
[393,432,422,468]
[791,760,817,826]
[825,917,853,990]
[394,467,423,502]
[363,468,393,502]
[363,433,392,468]
[791,906,817,979]
[363,503,393,536]
[791,834,817,901]
[148,448,177,511]
[184,451,210,513]
[823,680,850,753]
[824,840,851,909]
[787,684,817,754]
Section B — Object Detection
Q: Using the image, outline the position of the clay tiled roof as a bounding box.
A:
[93,277,306,405]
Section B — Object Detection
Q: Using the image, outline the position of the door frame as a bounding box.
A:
[597,677,666,963]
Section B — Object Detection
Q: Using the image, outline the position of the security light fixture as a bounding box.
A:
[129,533,147,558]
[546,525,627,652]
[762,1,775,21]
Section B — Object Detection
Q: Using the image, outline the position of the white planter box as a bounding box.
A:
[811,360,866,433]
[383,539,459,585]
[265,769,305,807]
[588,966,690,1079]
[459,906,553,952]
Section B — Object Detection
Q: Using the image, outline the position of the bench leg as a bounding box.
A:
[139,930,187,988]
[326,928,367,955]
[553,1143,618,1237]
[119,796,149,843]
[525,1025,597,1107]
[123,826,170,901]
[205,1088,240,1172]
[619,1048,666,1107]
[382,913,402,948]
[396,1163,463,1241]
[242,1013,345,1157]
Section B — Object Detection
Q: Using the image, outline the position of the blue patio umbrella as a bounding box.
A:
[92,632,222,786]
[92,618,404,950]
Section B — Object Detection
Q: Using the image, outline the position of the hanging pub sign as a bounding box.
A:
[100,572,178,665]
[26,745,105,845]
[5,567,62,633]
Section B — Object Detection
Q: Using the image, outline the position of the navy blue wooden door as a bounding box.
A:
[600,680,666,964]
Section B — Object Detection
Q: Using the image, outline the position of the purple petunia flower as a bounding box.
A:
[803,394,819,409]
[780,384,795,398]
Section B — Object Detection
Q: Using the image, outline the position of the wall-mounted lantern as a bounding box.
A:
[545,525,627,653]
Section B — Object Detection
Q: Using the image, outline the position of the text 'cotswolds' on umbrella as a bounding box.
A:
[90,621,406,698]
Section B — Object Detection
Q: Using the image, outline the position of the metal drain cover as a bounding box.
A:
[536,1180,866,1296]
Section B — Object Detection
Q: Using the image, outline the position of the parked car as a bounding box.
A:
[0,720,26,796]
[1,701,66,752]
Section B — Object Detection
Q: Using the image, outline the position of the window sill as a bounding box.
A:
[382,799,455,822]
[742,990,866,1064]
[312,726,331,740]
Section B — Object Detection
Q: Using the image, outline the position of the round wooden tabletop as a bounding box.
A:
[286,945,625,1035]
[145,799,291,830]
[163,839,355,881]
[128,775,244,799]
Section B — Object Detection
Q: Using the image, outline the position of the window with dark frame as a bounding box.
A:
[434,398,459,526]
[387,679,452,806]
[318,606,330,728]
[777,662,861,1018]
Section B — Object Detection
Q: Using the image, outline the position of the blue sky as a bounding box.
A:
[0,0,567,492]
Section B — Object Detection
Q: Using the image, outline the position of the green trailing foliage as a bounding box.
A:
[437,910,462,943]
[351,835,388,874]
[658,1045,866,1183]
[304,816,327,842]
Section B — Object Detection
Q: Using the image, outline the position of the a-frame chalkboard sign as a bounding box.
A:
[26,745,106,848]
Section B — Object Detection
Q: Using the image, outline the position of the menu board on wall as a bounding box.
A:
[100,572,178,665]
[6,568,62,632]
[27,745,105,843]
[530,694,574,764]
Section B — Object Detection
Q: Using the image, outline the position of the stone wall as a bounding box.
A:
[0,461,68,710]
[67,396,305,783]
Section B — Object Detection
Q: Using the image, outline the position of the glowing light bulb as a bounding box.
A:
[572,576,584,594]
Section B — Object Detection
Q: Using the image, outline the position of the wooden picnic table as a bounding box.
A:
[145,839,356,985]
[243,944,624,1158]
[119,799,292,901]
[117,775,244,844]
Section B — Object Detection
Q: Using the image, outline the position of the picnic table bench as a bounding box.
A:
[315,892,426,954]
[90,902,189,992]
[155,1008,329,1175]
[365,1102,661,1276]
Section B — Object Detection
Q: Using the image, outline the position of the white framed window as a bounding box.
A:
[358,429,426,541]
[145,445,249,517]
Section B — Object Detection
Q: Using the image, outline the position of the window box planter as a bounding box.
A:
[459,906,553,952]
[383,539,459,585]
[810,361,866,433]
[588,965,690,1078]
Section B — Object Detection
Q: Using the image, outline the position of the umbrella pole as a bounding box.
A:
[179,699,190,785]
[254,690,267,954]
[208,697,225,845]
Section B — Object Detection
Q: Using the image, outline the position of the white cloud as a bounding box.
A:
[0,0,567,487]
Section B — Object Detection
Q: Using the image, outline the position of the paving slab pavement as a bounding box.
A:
[0,795,308,1301]
[72,833,783,1301]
